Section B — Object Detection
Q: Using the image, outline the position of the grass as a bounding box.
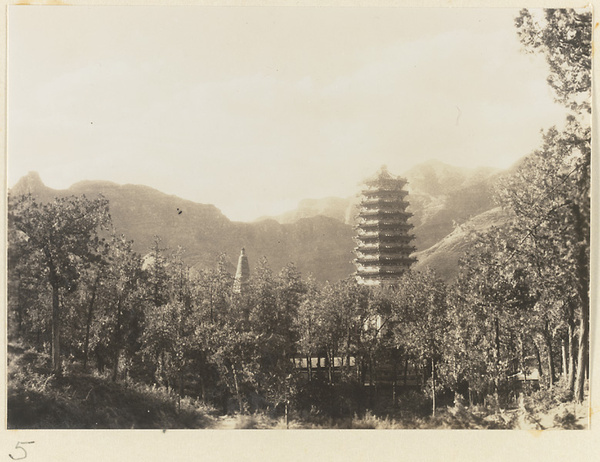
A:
[7,343,217,429]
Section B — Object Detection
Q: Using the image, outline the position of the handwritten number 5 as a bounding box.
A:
[9,442,34,460]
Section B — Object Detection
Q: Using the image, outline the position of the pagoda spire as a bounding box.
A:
[233,248,250,294]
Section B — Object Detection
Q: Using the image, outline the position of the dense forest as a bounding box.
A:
[6,9,591,429]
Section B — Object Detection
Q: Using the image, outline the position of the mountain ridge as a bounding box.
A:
[9,160,509,282]
[10,172,354,282]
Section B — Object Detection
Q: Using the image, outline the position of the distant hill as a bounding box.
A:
[9,159,511,283]
[410,175,499,251]
[257,196,356,225]
[10,173,355,283]
[413,207,512,282]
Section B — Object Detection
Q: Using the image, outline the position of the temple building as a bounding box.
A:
[233,248,250,294]
[354,166,416,285]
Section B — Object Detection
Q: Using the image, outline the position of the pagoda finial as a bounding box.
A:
[378,165,393,179]
[363,164,399,186]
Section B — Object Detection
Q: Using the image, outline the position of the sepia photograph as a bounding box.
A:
[4,3,593,437]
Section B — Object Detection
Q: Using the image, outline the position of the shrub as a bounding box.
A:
[419,403,514,430]
[292,378,366,418]
[528,378,573,413]
[396,390,430,417]
[233,413,284,429]
[553,409,583,430]
[351,410,407,429]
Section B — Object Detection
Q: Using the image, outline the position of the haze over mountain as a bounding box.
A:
[10,160,508,282]
[261,159,501,252]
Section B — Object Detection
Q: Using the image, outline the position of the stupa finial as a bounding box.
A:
[233,247,250,294]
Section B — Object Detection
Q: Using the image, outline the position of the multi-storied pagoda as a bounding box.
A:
[354,166,416,285]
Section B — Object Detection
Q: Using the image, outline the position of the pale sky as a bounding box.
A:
[8,6,568,221]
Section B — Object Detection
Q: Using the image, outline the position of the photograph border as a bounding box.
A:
[1,0,598,461]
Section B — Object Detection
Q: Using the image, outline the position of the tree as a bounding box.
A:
[446,226,543,403]
[392,269,447,415]
[8,194,110,374]
[247,258,298,409]
[515,8,592,115]
[97,234,144,382]
[275,263,305,346]
[496,118,590,400]
[7,219,50,346]
[294,276,321,382]
[512,7,591,402]
[144,236,171,309]
[196,253,234,326]
[155,247,198,401]
[313,279,371,386]
[209,326,259,413]
[139,241,201,393]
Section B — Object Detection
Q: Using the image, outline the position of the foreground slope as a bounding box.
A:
[7,344,216,429]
